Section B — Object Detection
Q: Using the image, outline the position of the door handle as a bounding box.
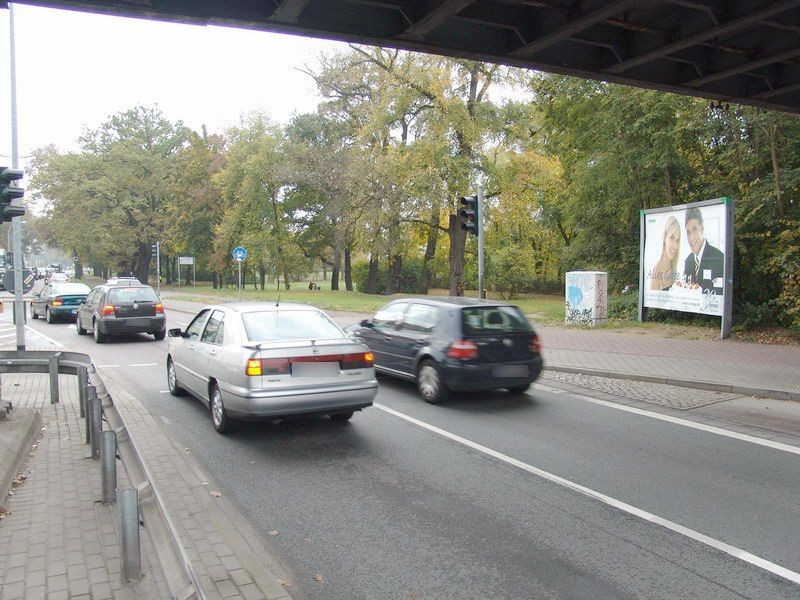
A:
[208,350,217,357]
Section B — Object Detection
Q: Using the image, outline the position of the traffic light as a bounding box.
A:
[1,167,26,222]
[459,194,479,236]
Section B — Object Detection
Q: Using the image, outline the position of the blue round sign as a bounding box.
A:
[232,246,248,262]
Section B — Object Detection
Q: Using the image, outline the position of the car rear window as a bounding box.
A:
[108,287,159,303]
[52,283,90,295]
[242,310,344,342]
[461,306,533,335]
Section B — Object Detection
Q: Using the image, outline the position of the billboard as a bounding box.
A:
[640,199,732,319]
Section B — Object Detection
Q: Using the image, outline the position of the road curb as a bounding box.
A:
[543,366,800,403]
[0,407,42,507]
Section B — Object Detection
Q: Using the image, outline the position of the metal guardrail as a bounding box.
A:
[0,350,206,599]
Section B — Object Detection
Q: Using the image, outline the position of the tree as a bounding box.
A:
[30,106,191,282]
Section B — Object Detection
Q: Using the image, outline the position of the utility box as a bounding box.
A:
[565,271,608,326]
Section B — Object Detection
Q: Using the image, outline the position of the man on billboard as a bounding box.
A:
[684,207,724,293]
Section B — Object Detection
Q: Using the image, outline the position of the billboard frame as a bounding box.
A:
[638,197,734,339]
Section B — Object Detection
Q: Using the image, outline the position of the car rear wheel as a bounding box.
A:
[46,307,55,324]
[329,411,354,422]
[153,329,166,341]
[210,383,232,434]
[30,304,38,319]
[93,319,106,344]
[506,384,531,394]
[167,358,186,396]
[417,359,449,404]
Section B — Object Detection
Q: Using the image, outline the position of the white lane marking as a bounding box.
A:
[177,322,187,327]
[24,325,66,348]
[533,383,800,457]
[130,363,157,367]
[159,390,170,394]
[374,402,800,586]
[96,364,119,368]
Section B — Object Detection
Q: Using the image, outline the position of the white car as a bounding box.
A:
[166,303,378,433]
[49,273,69,284]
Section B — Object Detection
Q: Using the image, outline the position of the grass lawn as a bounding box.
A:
[76,277,798,344]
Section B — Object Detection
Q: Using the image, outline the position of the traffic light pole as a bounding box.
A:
[477,185,485,300]
[9,4,25,350]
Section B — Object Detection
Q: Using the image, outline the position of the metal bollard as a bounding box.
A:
[85,385,95,445]
[90,387,102,459]
[101,430,117,504]
[49,353,61,404]
[119,488,141,581]
[77,365,88,418]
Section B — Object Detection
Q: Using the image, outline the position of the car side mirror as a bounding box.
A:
[168,328,184,338]
[360,319,373,328]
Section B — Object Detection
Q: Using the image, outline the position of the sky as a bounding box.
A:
[0,3,348,172]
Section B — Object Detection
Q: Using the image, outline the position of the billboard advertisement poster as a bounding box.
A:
[641,199,729,317]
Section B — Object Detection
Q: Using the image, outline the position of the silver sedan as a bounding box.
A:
[166,302,378,433]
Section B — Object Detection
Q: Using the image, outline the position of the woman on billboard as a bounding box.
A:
[649,216,681,291]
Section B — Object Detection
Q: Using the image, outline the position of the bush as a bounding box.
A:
[608,293,638,320]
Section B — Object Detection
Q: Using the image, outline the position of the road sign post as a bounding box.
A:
[232,246,248,302]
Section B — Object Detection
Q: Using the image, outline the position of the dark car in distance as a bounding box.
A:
[76,283,166,343]
[347,297,543,403]
[30,282,91,323]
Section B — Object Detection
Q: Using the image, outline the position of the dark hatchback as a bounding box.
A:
[347,297,543,403]
[76,283,166,343]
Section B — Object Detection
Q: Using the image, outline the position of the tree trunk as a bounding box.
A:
[418,206,440,294]
[366,255,379,294]
[344,245,353,291]
[283,269,290,290]
[133,244,149,284]
[768,124,785,219]
[387,253,402,294]
[448,214,467,296]
[259,265,266,290]
[331,245,341,291]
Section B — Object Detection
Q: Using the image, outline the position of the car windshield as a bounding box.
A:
[242,310,344,342]
[461,306,533,335]
[108,287,159,303]
[51,283,90,295]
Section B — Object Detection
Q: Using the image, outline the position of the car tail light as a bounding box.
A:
[530,334,542,354]
[339,351,374,369]
[246,358,291,376]
[154,303,165,314]
[447,340,479,359]
[100,305,115,316]
[247,353,374,376]
[52,299,63,307]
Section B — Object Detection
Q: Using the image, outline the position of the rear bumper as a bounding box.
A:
[49,306,80,318]
[223,380,379,419]
[441,356,543,391]
[99,315,166,335]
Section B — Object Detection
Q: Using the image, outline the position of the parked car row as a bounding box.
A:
[166,297,543,434]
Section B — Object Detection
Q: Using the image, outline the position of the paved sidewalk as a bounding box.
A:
[0,331,292,599]
[162,297,800,402]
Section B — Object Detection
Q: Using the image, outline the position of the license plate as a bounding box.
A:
[292,362,340,377]
[493,364,528,378]
[71,310,77,315]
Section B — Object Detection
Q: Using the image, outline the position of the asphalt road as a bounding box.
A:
[22,309,800,600]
